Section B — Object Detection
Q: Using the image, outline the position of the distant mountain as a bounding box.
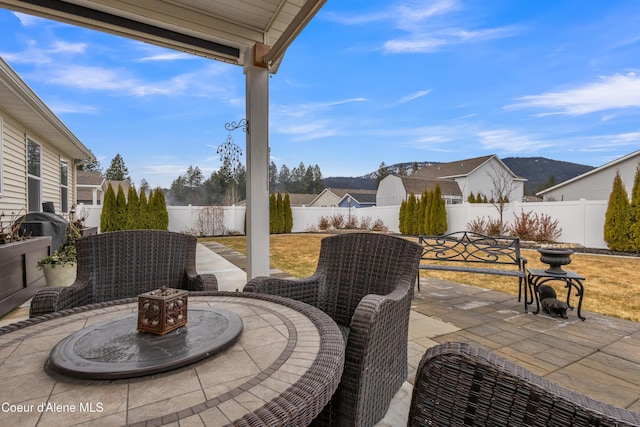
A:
[322,157,595,195]
[322,176,378,190]
[502,157,595,195]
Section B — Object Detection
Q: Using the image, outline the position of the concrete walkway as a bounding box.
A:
[2,242,638,425]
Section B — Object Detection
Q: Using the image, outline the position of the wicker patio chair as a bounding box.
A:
[243,232,423,427]
[408,342,640,427]
[29,230,218,317]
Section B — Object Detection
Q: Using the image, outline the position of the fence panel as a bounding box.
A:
[77,200,609,249]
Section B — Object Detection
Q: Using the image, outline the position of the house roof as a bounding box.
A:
[0,1,326,72]
[340,192,377,204]
[77,171,106,187]
[537,149,640,196]
[413,155,495,179]
[400,176,463,197]
[0,58,94,160]
[284,193,317,206]
[322,188,377,198]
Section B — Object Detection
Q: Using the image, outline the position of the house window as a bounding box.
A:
[27,138,41,212]
[60,160,69,213]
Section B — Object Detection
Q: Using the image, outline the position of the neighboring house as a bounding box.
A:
[537,150,640,201]
[376,155,525,206]
[76,170,106,205]
[337,190,377,208]
[310,188,377,207]
[0,57,94,216]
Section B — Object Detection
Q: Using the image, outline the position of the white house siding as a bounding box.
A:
[463,157,524,203]
[0,112,77,216]
[376,175,406,206]
[541,156,640,201]
[0,112,28,214]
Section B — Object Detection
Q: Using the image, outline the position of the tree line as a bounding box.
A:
[398,185,448,235]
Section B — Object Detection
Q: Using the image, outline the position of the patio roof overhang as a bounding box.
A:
[0,0,327,278]
[0,0,326,72]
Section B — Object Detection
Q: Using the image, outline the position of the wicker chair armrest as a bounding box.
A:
[199,273,219,291]
[243,275,322,307]
[339,283,413,426]
[29,281,91,318]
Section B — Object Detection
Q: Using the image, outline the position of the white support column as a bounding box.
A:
[244,47,270,279]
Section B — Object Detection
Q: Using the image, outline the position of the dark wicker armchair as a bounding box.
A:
[29,230,218,318]
[408,342,640,427]
[243,232,423,427]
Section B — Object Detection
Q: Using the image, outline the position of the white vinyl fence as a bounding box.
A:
[77,199,609,249]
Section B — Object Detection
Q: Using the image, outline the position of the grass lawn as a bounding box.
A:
[205,233,640,323]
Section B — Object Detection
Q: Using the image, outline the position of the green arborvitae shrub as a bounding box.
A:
[138,190,149,230]
[604,172,631,251]
[417,190,427,235]
[283,193,293,233]
[115,185,127,231]
[399,199,406,234]
[152,187,169,230]
[127,185,140,229]
[629,165,640,251]
[432,184,448,234]
[405,193,417,235]
[100,183,117,232]
[467,192,476,203]
[269,193,277,234]
[424,190,434,234]
[276,193,284,234]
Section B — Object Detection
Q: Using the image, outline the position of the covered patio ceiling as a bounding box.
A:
[0,0,327,278]
[0,0,325,71]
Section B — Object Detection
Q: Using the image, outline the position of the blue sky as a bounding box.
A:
[1,0,640,188]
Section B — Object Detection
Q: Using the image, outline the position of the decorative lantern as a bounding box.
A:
[137,287,188,335]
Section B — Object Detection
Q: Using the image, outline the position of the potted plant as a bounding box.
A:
[37,221,81,287]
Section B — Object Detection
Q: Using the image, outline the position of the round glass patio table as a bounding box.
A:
[0,292,345,426]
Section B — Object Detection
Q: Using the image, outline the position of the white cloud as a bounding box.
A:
[50,40,87,54]
[13,12,45,27]
[477,129,552,153]
[328,0,516,54]
[49,101,98,115]
[394,89,432,105]
[508,73,640,115]
[138,52,195,62]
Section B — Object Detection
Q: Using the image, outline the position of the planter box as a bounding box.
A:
[80,226,98,237]
[0,236,51,318]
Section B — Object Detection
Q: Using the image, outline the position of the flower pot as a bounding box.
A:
[42,263,77,287]
[537,247,574,275]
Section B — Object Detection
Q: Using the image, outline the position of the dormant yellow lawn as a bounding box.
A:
[205,233,640,322]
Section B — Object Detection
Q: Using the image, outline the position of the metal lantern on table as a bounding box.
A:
[137,286,188,335]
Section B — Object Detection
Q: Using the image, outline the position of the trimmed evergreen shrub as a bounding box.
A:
[284,193,293,233]
[152,187,169,230]
[115,184,127,231]
[127,185,139,229]
[432,184,448,234]
[100,183,117,232]
[399,199,406,234]
[138,190,149,230]
[604,172,631,251]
